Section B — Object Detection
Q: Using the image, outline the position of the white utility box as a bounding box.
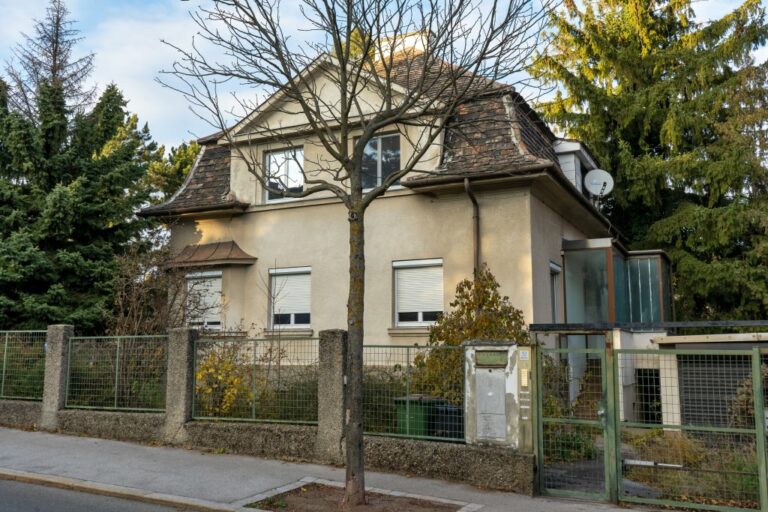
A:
[463,341,533,451]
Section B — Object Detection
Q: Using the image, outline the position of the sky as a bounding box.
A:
[0,0,766,150]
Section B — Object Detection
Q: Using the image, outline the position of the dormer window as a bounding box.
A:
[362,134,400,189]
[265,147,304,201]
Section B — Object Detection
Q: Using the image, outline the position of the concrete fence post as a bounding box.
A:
[315,329,348,464]
[163,327,198,444]
[41,324,74,431]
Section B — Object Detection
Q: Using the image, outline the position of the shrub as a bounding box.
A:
[412,265,528,404]
[624,430,760,507]
[195,343,253,417]
[729,364,768,429]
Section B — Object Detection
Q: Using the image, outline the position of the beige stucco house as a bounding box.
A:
[140,53,670,346]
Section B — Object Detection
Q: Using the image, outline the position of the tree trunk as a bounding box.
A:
[342,206,366,508]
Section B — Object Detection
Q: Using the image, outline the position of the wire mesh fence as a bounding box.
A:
[538,347,607,497]
[193,337,319,424]
[0,331,47,400]
[65,336,167,411]
[362,345,464,442]
[616,349,765,511]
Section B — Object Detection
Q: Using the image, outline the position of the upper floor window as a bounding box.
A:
[393,259,443,327]
[269,267,311,328]
[265,147,304,201]
[362,134,400,189]
[185,271,222,330]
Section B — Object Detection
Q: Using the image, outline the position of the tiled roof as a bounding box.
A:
[169,241,256,268]
[139,144,246,217]
[145,54,566,214]
[405,90,560,185]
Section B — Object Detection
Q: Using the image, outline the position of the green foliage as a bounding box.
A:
[532,0,768,320]
[411,265,528,404]
[145,141,200,201]
[540,355,598,462]
[429,265,529,346]
[0,82,161,333]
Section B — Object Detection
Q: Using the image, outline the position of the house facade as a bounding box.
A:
[141,55,670,345]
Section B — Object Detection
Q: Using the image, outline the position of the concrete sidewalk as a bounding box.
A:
[0,427,625,511]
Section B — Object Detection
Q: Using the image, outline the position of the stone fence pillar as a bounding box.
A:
[315,329,347,464]
[163,327,198,444]
[41,324,74,431]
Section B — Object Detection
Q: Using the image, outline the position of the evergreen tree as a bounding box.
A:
[0,84,158,332]
[5,0,95,122]
[532,0,768,320]
[145,141,200,201]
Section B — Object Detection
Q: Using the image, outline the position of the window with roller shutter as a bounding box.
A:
[269,267,311,327]
[185,271,222,329]
[393,259,443,327]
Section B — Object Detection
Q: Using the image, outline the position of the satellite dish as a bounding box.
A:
[584,169,614,198]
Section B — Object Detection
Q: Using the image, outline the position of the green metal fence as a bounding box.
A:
[192,337,319,424]
[534,329,768,512]
[616,348,767,512]
[536,345,610,500]
[0,331,47,400]
[362,345,464,442]
[65,336,167,411]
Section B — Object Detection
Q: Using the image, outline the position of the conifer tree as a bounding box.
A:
[0,84,158,332]
[5,0,95,122]
[533,0,768,320]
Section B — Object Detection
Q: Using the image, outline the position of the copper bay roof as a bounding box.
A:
[169,241,256,268]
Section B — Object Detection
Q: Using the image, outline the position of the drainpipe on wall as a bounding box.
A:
[464,178,480,275]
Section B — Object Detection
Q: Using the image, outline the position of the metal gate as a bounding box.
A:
[534,330,768,511]
[614,347,768,511]
[536,343,617,501]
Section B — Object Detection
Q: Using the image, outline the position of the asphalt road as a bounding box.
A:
[0,480,190,512]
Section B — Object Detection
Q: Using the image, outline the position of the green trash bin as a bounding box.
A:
[394,395,445,437]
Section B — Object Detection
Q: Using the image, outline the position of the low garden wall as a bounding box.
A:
[0,399,41,429]
[57,410,165,443]
[365,436,535,494]
[0,326,536,496]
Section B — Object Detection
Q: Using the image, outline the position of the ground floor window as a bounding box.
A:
[269,267,311,328]
[393,259,443,327]
[185,271,222,330]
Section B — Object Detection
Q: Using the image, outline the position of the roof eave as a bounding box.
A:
[138,201,249,219]
[404,164,620,240]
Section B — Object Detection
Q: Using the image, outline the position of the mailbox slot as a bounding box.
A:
[475,350,508,368]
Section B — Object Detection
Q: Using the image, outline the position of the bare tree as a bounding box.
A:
[109,227,223,336]
[161,0,553,506]
[5,0,95,122]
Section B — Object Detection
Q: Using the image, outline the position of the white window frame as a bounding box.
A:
[549,262,562,323]
[264,147,305,203]
[268,266,311,329]
[361,133,401,190]
[392,258,444,327]
[185,270,222,330]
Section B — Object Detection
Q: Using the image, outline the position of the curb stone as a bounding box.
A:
[237,475,483,511]
[0,467,238,512]
[0,467,484,512]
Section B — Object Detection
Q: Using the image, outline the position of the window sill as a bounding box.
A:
[262,328,314,339]
[387,327,431,338]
